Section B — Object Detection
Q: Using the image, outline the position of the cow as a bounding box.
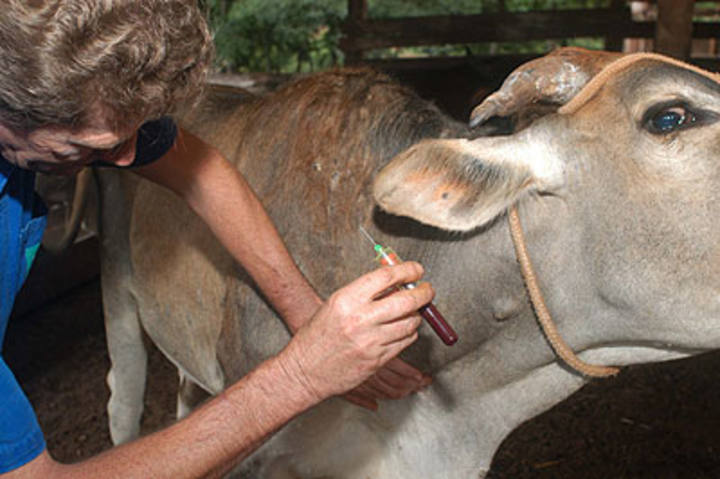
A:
[97,48,720,478]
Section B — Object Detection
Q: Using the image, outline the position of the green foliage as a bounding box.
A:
[209,0,345,73]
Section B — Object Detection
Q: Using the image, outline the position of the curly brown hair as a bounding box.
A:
[0,0,214,131]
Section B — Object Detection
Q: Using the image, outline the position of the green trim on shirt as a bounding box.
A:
[24,244,39,274]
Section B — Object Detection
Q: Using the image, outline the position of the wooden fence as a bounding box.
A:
[340,0,720,72]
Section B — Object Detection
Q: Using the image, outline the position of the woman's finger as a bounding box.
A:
[338,262,425,303]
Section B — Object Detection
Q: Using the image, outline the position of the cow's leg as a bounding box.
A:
[177,370,210,419]
[104,298,148,444]
[97,168,148,445]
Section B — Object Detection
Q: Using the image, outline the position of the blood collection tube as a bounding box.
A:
[372,244,458,346]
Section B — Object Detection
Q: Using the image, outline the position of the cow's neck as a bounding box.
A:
[444,192,691,399]
[412,194,598,387]
[393,190,633,381]
[508,205,621,378]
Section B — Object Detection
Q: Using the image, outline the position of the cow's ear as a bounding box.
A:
[373,138,541,232]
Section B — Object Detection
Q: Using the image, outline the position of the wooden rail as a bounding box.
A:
[341,2,720,66]
[341,9,642,52]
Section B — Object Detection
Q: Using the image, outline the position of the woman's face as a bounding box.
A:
[0,119,139,176]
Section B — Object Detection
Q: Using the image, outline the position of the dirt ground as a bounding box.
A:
[5,277,720,478]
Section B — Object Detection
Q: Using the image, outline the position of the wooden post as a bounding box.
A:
[348,0,367,19]
[344,0,368,65]
[605,0,627,52]
[655,0,694,59]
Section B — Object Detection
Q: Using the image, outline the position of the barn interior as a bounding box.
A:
[6,1,720,477]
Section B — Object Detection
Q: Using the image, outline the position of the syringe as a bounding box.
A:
[359,226,458,346]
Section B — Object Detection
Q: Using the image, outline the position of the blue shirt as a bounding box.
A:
[0,117,177,473]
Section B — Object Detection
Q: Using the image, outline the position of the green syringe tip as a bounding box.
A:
[374,244,382,252]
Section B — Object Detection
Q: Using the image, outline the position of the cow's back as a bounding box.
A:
[234,69,464,296]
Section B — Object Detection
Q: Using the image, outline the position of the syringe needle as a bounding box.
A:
[359,225,377,246]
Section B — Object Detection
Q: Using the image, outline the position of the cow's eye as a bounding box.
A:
[645,104,697,134]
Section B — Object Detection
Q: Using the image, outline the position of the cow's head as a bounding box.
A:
[374,50,720,349]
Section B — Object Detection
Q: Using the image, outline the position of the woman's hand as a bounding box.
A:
[278,262,434,402]
[342,357,432,411]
